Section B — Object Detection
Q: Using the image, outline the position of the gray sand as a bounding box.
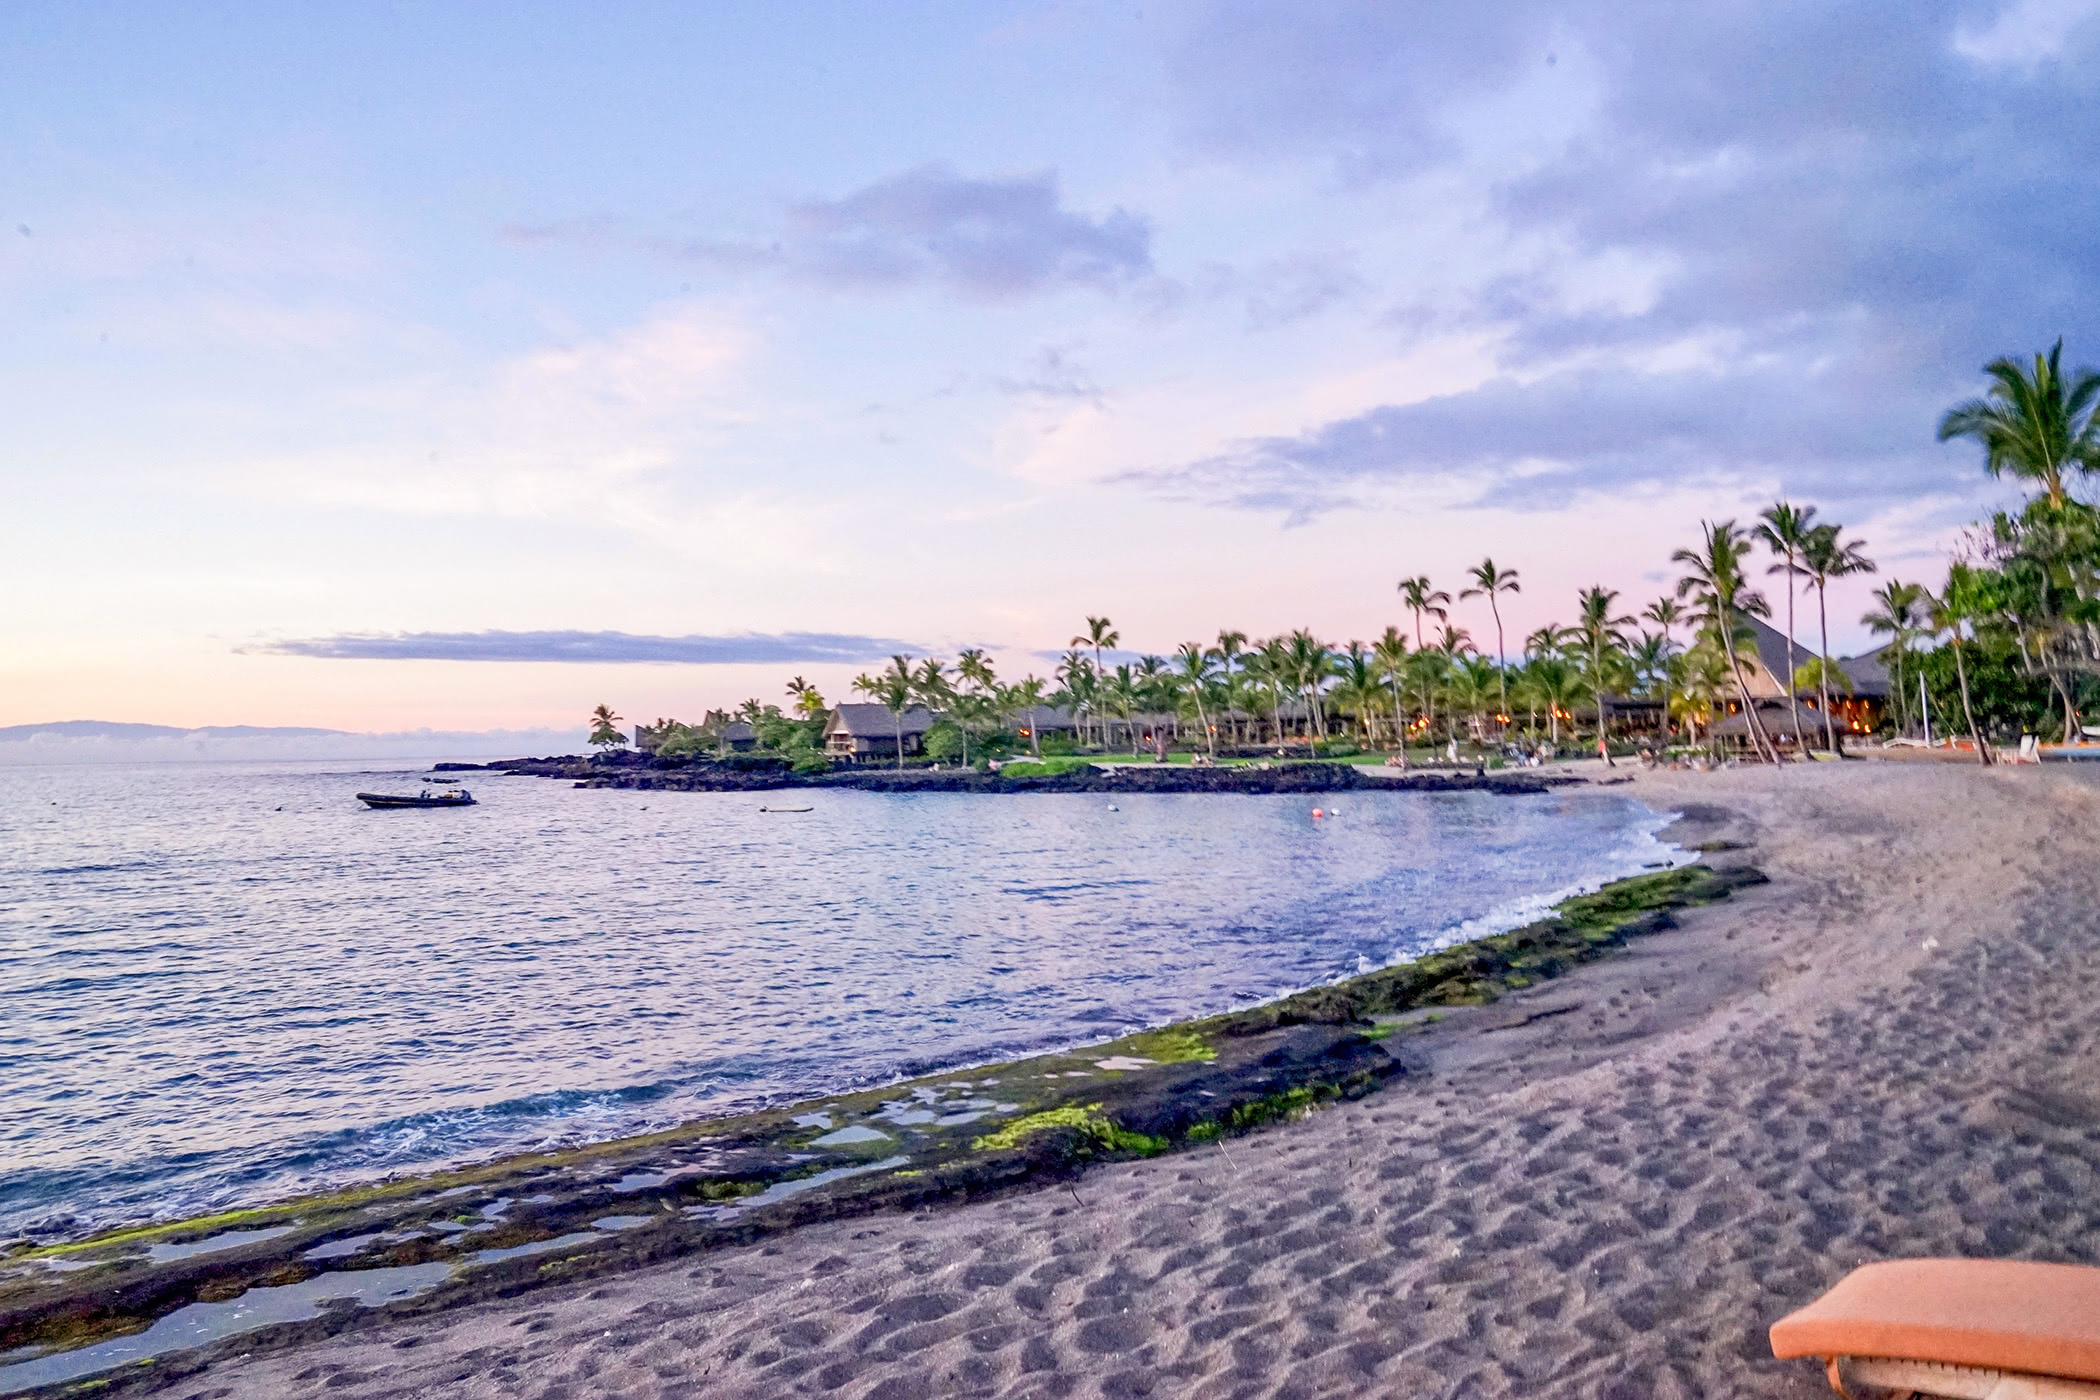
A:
[121,763,2100,1398]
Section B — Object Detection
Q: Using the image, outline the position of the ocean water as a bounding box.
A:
[0,761,1683,1237]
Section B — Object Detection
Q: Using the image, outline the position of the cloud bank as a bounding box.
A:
[1142,0,2100,519]
[257,630,928,665]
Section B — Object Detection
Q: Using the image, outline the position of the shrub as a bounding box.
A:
[923,721,966,763]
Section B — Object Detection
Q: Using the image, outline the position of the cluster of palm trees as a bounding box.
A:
[814,498,1879,770]
[849,650,1054,766]
[607,342,2097,771]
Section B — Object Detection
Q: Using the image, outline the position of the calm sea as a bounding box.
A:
[0,761,1682,1237]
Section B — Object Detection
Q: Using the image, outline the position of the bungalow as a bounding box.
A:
[1721,617,1890,737]
[712,720,759,752]
[1009,704,1076,744]
[823,704,936,761]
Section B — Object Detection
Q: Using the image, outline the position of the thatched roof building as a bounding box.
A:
[823,704,936,760]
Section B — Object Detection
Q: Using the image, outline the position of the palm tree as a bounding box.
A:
[1756,501,1819,753]
[1008,675,1051,757]
[1133,654,1174,745]
[853,660,918,770]
[1397,576,1451,649]
[1055,648,1095,746]
[1524,657,1578,744]
[785,676,828,721]
[1524,623,1569,658]
[1070,617,1118,743]
[1672,644,1730,745]
[1800,523,1876,753]
[1372,626,1411,747]
[1862,580,1926,736]
[1937,339,2100,507]
[1075,616,1119,678]
[1173,643,1222,756]
[1641,597,1684,638]
[1673,520,1781,764]
[588,703,625,750]
[1286,630,1335,740]
[957,648,996,697]
[1212,630,1250,744]
[1460,558,1521,730]
[1333,642,1382,743]
[1104,663,1142,754]
[1448,655,1501,744]
[1406,647,1451,744]
[1928,568,1993,764]
[1573,586,1635,765]
[1629,631,1677,736]
[1640,598,1684,739]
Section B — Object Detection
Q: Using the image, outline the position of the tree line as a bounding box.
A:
[588,341,2100,770]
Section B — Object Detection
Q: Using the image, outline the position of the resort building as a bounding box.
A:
[1009,705,1077,745]
[1714,617,1893,745]
[823,704,936,761]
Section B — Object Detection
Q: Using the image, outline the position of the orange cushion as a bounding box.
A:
[1770,1259,2100,1382]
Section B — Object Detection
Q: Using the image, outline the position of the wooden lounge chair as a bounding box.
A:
[1770,1259,2100,1397]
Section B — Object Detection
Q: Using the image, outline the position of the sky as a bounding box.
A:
[6,0,2099,734]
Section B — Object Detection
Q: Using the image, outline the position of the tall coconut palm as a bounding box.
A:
[1937,339,2100,507]
[957,648,996,697]
[1928,568,1993,764]
[1372,625,1411,746]
[1173,643,1222,757]
[1286,631,1336,740]
[853,659,918,770]
[1055,648,1095,746]
[1800,523,1876,753]
[1397,576,1451,649]
[1212,630,1249,743]
[1573,586,1635,765]
[1756,501,1819,754]
[1072,617,1119,743]
[1250,638,1290,744]
[1460,558,1521,730]
[1861,580,1926,736]
[1640,598,1683,736]
[1673,521,1780,764]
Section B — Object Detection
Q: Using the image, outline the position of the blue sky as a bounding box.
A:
[5,1,2096,730]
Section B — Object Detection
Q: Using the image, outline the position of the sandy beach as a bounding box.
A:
[100,761,2100,1399]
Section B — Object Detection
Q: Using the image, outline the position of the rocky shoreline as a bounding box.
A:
[445,753,1574,797]
[0,861,1758,1396]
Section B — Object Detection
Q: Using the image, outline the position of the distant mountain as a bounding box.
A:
[0,720,348,740]
[0,720,588,764]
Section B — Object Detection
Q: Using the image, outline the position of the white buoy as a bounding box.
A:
[1107,803,1119,812]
